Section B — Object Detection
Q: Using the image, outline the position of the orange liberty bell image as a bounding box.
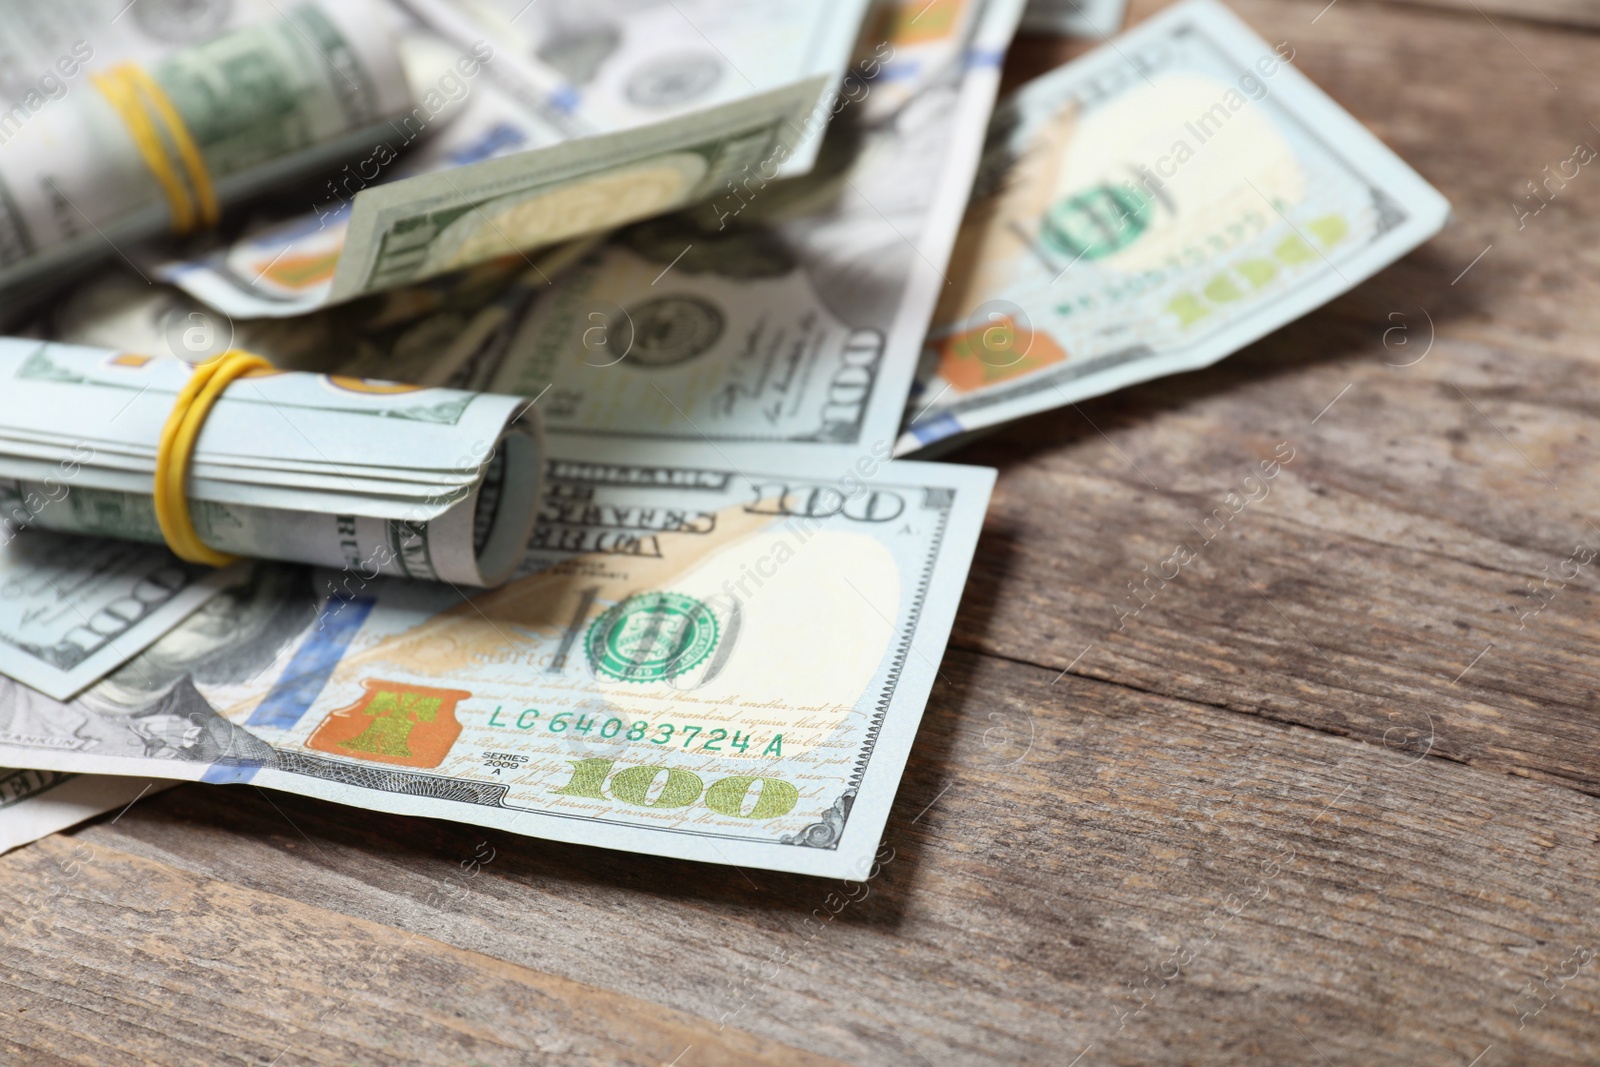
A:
[308,679,472,769]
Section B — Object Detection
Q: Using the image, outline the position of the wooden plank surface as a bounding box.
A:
[1377,0,1600,30]
[979,0,1600,793]
[0,835,846,1067]
[54,651,1600,1066]
[5,1,1600,1065]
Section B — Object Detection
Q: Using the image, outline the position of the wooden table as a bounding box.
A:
[6,1,1600,1063]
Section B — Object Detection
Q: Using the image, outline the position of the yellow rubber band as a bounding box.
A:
[91,63,218,233]
[92,66,195,231]
[123,64,219,229]
[154,350,274,567]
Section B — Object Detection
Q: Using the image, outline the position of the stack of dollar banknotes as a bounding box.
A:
[0,0,1446,876]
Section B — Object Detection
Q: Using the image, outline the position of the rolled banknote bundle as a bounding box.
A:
[0,338,543,587]
[0,0,413,294]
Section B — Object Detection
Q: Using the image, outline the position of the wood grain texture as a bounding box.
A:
[1017,0,1600,35]
[979,0,1600,794]
[1373,0,1600,30]
[0,836,844,1067]
[58,650,1600,1066]
[4,1,1600,1065]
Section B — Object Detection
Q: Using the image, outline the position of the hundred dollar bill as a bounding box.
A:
[0,767,170,855]
[0,446,994,878]
[145,16,583,320]
[475,0,1028,451]
[1020,0,1127,37]
[397,0,871,176]
[898,0,1450,452]
[161,63,827,318]
[0,339,545,593]
[0,0,414,297]
[0,0,331,78]
[0,523,236,700]
[44,245,592,386]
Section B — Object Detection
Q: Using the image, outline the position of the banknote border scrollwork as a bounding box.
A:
[780,790,853,848]
[845,490,949,800]
[18,347,82,383]
[780,486,954,849]
[1370,187,1408,237]
[275,750,510,806]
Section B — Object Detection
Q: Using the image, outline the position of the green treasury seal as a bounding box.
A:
[586,592,720,683]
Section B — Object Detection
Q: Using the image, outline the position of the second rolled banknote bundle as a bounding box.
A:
[0,0,413,296]
[0,338,542,587]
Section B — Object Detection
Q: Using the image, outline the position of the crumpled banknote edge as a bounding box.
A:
[0,768,175,854]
